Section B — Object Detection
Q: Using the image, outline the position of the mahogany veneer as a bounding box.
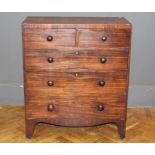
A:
[22,17,132,138]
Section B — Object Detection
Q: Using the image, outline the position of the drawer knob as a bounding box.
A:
[47,57,54,63]
[98,80,105,86]
[48,104,54,111]
[47,35,53,41]
[75,51,79,55]
[47,81,54,86]
[97,104,104,111]
[100,57,107,63]
[101,36,107,42]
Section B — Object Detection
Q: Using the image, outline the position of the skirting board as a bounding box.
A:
[128,85,155,106]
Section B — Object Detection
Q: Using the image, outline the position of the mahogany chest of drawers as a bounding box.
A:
[22,17,132,138]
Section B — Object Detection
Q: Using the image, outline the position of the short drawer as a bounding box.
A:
[23,29,76,49]
[78,28,131,48]
[24,48,129,72]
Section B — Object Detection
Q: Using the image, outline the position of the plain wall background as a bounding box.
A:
[0,12,155,106]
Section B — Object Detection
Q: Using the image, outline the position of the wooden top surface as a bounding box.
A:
[23,17,130,24]
[23,17,131,29]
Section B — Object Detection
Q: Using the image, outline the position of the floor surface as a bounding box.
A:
[0,106,154,142]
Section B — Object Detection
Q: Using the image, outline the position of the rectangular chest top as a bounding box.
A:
[22,17,131,29]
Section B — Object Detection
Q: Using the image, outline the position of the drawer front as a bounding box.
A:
[23,29,76,49]
[78,29,131,48]
[25,73,127,126]
[24,49,129,72]
[25,72,128,98]
[26,96,126,126]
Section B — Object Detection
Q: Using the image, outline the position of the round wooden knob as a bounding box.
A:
[97,104,104,111]
[100,57,107,63]
[48,104,54,111]
[101,36,107,42]
[98,80,105,86]
[47,57,54,63]
[47,35,53,41]
[75,51,79,55]
[47,81,54,86]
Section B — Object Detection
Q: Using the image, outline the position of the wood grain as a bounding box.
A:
[25,72,128,97]
[25,48,129,72]
[22,17,132,138]
[23,29,76,49]
[22,17,131,29]
[78,28,131,48]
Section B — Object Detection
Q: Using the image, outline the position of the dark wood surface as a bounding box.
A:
[22,17,132,138]
[23,28,131,49]
[23,17,130,24]
[25,72,128,103]
[23,29,76,49]
[23,17,131,29]
[78,28,131,48]
[25,48,129,72]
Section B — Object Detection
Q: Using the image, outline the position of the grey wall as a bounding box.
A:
[0,12,155,106]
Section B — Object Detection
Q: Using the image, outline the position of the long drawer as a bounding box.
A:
[25,72,128,98]
[24,48,129,72]
[25,96,126,126]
